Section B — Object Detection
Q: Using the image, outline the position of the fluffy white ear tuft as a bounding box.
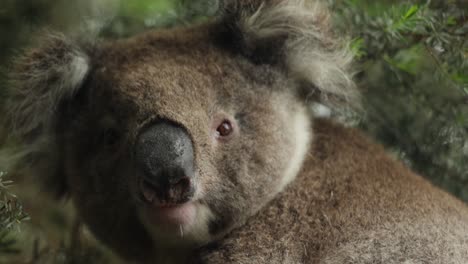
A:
[7,32,90,139]
[2,32,90,197]
[221,0,359,108]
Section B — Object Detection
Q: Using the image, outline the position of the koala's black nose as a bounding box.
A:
[135,121,195,205]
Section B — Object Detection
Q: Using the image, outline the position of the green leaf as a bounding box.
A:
[446,16,457,26]
[350,38,367,59]
[403,5,419,20]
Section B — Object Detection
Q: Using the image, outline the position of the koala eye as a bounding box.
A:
[212,114,238,142]
[216,120,233,137]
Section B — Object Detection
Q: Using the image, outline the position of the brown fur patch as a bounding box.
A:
[198,119,468,263]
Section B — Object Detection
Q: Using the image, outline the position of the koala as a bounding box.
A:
[2,0,468,263]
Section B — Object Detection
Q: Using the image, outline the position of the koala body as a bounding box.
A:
[198,118,468,263]
[2,0,468,263]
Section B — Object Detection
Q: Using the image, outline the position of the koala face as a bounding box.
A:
[65,27,311,255]
[3,0,357,261]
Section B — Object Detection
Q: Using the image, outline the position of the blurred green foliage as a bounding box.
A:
[0,0,467,262]
[0,172,29,256]
[329,0,468,200]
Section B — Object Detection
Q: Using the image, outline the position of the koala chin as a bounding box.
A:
[3,0,468,263]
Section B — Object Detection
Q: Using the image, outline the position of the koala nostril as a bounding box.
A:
[175,177,190,190]
[171,177,191,197]
[140,179,159,203]
[139,176,193,205]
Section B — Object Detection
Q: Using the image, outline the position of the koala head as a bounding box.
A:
[2,0,356,261]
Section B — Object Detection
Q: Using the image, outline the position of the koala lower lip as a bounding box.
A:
[144,202,197,227]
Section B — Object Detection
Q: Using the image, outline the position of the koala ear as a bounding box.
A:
[2,32,90,198]
[220,0,359,108]
[7,33,90,138]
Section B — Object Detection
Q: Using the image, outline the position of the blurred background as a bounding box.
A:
[0,0,467,263]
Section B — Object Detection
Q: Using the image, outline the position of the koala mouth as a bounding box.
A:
[138,178,197,227]
[139,178,194,206]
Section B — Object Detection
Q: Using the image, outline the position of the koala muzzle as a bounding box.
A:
[135,121,195,206]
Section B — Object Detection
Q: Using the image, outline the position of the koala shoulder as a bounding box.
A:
[197,118,468,264]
